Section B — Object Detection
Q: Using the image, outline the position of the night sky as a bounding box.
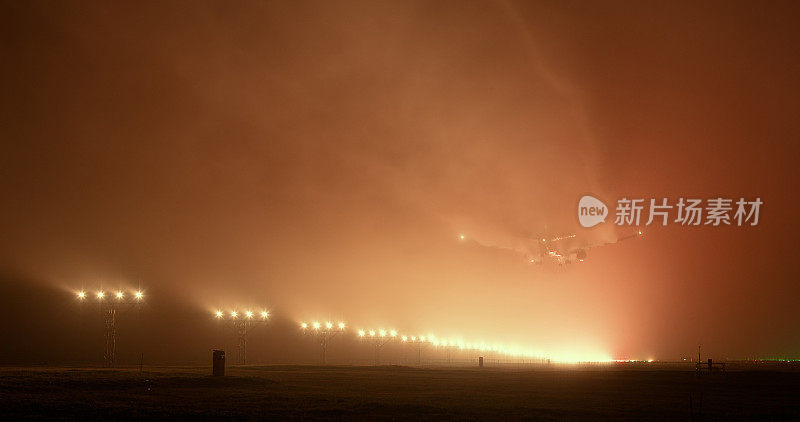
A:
[1,0,799,364]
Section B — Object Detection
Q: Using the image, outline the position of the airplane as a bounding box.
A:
[457,229,642,267]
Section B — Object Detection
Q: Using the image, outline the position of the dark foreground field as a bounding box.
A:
[1,365,799,420]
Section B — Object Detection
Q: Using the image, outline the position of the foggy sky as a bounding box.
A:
[1,0,799,364]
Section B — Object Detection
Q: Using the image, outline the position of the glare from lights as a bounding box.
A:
[313,321,321,330]
[301,322,308,329]
[77,291,86,299]
[231,311,238,318]
[358,330,365,337]
[379,329,387,337]
[401,335,408,342]
[458,234,465,240]
[115,291,124,299]
[338,322,345,329]
[325,322,333,329]
[261,311,269,319]
[215,310,223,318]
[245,310,253,318]
[134,291,143,300]
[411,336,416,341]
[390,330,397,337]
[369,330,376,337]
[96,291,105,299]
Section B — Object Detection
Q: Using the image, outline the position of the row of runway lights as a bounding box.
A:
[299,320,552,358]
[76,289,144,301]
[216,309,270,319]
[211,310,541,357]
[73,290,607,361]
[212,311,607,360]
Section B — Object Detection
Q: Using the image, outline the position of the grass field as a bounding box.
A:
[1,365,799,420]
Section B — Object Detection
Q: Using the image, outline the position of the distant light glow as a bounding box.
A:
[215,310,223,318]
[338,322,345,329]
[77,291,86,299]
[134,291,143,299]
[301,322,308,329]
[261,311,269,319]
[115,291,124,299]
[245,310,253,318]
[325,322,333,329]
[96,291,105,299]
[358,330,365,337]
[313,321,321,330]
[231,311,238,318]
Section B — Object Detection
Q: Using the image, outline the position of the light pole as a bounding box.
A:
[76,289,144,367]
[215,309,270,365]
[359,328,396,365]
[403,335,428,366]
[301,321,345,364]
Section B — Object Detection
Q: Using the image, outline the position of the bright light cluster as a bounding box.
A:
[292,316,612,363]
[214,308,270,320]
[76,289,144,301]
[299,320,346,332]
[350,326,613,363]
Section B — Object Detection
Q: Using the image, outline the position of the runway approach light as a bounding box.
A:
[134,291,143,300]
[301,322,308,329]
[401,335,408,342]
[390,330,397,337]
[325,322,333,329]
[379,329,387,337]
[96,291,105,300]
[77,291,86,299]
[369,330,376,337]
[338,322,345,329]
[245,310,253,318]
[358,330,365,337]
[313,321,321,330]
[261,311,269,319]
[215,310,223,318]
[115,291,124,299]
[458,234,465,240]
[231,311,238,318]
